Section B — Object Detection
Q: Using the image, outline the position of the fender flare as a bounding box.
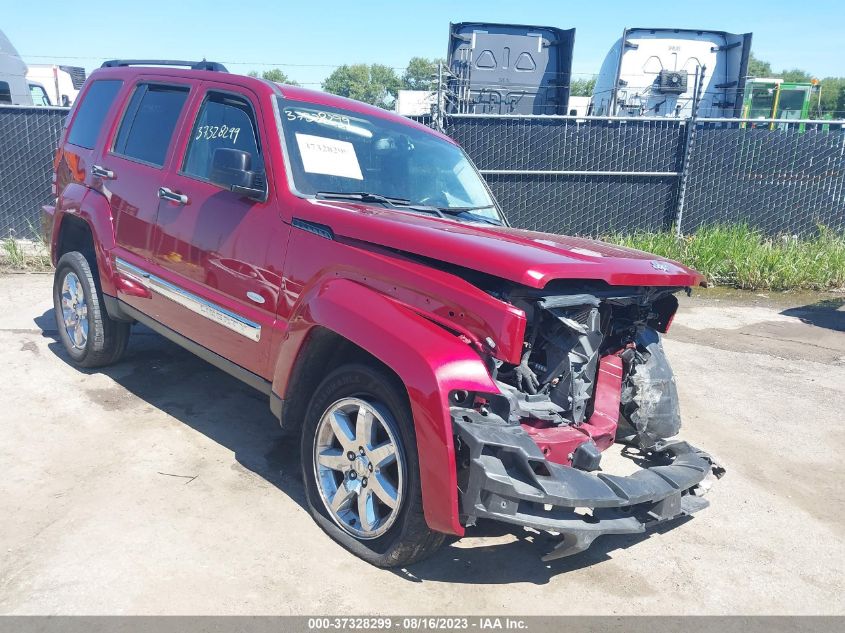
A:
[274,278,501,536]
[52,184,118,295]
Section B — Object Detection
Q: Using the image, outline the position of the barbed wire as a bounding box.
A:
[18,53,605,76]
[17,54,845,115]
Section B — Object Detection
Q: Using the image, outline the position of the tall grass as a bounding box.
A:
[1,222,51,271]
[607,225,845,291]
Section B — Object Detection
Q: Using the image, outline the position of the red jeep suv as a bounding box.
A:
[43,60,722,567]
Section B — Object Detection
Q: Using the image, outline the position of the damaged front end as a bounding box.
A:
[452,284,724,560]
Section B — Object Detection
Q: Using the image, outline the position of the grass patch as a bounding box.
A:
[607,224,845,291]
[1,224,52,272]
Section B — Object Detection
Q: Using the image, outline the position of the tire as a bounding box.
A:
[53,251,130,368]
[301,363,445,567]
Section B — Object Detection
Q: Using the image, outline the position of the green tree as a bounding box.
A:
[747,53,773,78]
[746,54,814,83]
[569,76,596,97]
[813,77,845,117]
[247,68,299,86]
[322,63,401,109]
[780,68,814,83]
[402,57,444,91]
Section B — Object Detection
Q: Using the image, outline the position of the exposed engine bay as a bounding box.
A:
[450,282,724,560]
[492,284,683,449]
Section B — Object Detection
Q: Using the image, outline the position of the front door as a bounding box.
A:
[150,82,289,377]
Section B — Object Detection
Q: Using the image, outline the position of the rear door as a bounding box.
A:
[98,78,192,266]
[148,81,288,377]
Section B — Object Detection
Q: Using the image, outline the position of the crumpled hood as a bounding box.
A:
[300,199,705,288]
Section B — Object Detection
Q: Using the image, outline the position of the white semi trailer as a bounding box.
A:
[591,28,752,118]
[0,29,33,106]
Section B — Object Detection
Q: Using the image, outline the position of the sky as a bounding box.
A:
[3,0,844,86]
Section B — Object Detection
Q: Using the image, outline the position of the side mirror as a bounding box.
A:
[210,148,267,202]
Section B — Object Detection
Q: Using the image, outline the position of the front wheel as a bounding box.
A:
[53,251,130,367]
[301,364,445,567]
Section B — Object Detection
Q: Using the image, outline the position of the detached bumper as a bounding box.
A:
[453,413,723,561]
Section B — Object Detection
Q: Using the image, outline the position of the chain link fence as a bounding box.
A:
[440,113,845,236]
[443,115,686,234]
[0,106,69,239]
[681,120,845,235]
[1,106,843,239]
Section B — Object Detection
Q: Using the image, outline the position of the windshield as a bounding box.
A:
[276,98,502,222]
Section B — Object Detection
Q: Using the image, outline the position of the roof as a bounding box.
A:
[87,64,454,144]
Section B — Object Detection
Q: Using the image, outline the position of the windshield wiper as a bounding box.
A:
[434,205,503,225]
[316,191,411,205]
[440,204,497,212]
[315,191,447,218]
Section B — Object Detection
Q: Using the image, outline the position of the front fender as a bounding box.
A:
[274,278,500,536]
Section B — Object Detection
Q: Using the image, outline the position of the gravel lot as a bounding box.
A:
[1,273,843,615]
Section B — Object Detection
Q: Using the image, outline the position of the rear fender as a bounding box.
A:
[274,278,500,535]
[52,184,118,295]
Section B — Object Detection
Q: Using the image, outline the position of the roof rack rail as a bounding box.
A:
[100,59,228,72]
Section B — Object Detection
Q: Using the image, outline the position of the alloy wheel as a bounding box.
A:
[60,271,89,350]
[313,397,405,539]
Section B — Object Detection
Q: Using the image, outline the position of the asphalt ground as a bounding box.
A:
[1,274,842,614]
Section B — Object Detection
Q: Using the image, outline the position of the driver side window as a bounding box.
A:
[183,91,263,183]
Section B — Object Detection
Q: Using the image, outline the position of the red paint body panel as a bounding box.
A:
[143,78,290,376]
[294,198,705,289]
[521,354,623,465]
[276,227,527,369]
[278,276,499,535]
[47,66,705,538]
[584,354,625,451]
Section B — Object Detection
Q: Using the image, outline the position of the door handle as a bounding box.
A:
[158,187,189,205]
[91,164,115,179]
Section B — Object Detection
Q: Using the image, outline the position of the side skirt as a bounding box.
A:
[105,295,279,400]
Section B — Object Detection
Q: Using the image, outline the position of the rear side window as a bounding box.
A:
[0,81,11,104]
[113,83,189,167]
[182,91,263,180]
[66,79,123,149]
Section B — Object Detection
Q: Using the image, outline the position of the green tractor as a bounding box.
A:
[741,78,816,130]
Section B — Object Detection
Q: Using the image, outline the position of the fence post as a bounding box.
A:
[674,65,707,237]
[433,61,445,133]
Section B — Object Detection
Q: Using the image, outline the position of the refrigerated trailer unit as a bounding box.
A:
[591,28,752,118]
[446,21,576,115]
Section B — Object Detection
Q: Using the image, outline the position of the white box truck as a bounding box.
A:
[26,64,86,106]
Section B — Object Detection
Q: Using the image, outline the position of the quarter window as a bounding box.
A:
[66,80,122,149]
[0,81,11,104]
[113,83,189,167]
[182,91,263,181]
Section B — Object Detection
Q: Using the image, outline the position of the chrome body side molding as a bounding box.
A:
[115,257,261,342]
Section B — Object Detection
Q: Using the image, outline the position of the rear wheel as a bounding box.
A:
[53,251,130,367]
[301,364,445,567]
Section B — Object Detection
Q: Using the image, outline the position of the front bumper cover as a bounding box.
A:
[453,412,724,561]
